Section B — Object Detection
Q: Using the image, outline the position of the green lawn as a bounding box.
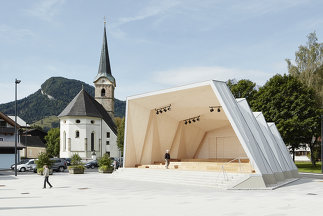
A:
[295,161,322,173]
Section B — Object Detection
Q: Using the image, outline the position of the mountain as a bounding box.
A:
[0,77,126,124]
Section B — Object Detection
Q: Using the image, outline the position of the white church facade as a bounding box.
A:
[59,21,119,159]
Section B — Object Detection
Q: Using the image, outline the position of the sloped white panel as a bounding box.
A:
[268,123,298,170]
[237,99,283,173]
[254,112,291,172]
[212,81,273,175]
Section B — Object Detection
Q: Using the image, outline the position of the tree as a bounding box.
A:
[227,79,258,103]
[251,74,321,163]
[286,32,323,105]
[116,117,125,154]
[44,128,60,157]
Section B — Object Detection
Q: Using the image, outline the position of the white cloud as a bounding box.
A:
[153,66,272,87]
[0,25,35,41]
[113,0,181,27]
[24,0,65,22]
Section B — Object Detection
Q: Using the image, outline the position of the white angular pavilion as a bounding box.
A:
[123,80,298,189]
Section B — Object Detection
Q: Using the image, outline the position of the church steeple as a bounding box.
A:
[94,19,116,119]
[94,18,115,86]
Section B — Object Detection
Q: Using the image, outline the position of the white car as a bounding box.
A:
[16,159,36,172]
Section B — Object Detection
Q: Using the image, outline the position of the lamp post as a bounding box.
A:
[14,79,21,176]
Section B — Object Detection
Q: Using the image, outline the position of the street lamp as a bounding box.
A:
[14,78,21,176]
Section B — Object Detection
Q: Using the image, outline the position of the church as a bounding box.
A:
[59,21,119,160]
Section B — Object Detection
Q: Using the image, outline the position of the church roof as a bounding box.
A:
[94,22,115,85]
[58,89,117,134]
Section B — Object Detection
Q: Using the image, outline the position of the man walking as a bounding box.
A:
[43,165,53,189]
[165,150,170,169]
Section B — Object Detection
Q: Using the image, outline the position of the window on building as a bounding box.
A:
[75,130,80,138]
[106,132,110,138]
[0,120,6,127]
[76,119,80,123]
[0,137,3,141]
[91,120,95,124]
[91,132,95,151]
[101,88,106,96]
[106,141,110,145]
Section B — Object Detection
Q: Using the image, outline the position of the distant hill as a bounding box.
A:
[0,77,126,124]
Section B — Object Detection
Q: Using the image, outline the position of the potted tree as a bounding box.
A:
[68,153,85,174]
[35,152,53,175]
[98,153,113,173]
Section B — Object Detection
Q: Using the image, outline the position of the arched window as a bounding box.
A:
[63,131,66,151]
[91,132,95,151]
[75,130,80,138]
[101,88,106,96]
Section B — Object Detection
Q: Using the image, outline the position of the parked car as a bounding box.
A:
[85,160,98,169]
[10,159,29,170]
[16,159,36,172]
[50,158,67,172]
[62,158,71,166]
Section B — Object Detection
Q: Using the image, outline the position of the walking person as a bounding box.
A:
[43,165,53,189]
[165,150,170,169]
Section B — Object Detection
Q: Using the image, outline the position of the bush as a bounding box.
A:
[71,153,82,166]
[36,152,52,169]
[98,153,112,167]
[98,165,110,172]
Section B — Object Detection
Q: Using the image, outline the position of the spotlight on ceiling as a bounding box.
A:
[185,120,187,125]
[217,108,221,112]
[168,107,171,111]
[156,110,159,114]
[164,108,167,112]
[189,120,191,124]
[193,119,196,122]
[197,117,200,121]
[210,108,214,112]
[155,104,172,115]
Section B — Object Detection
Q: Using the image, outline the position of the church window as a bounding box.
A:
[91,120,95,124]
[76,119,80,123]
[101,88,106,96]
[63,131,66,151]
[106,132,110,138]
[0,137,3,141]
[106,141,110,145]
[75,130,80,138]
[91,132,95,151]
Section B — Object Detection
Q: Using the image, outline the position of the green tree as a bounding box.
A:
[45,128,60,157]
[116,117,125,154]
[227,79,258,103]
[286,32,323,105]
[251,74,321,163]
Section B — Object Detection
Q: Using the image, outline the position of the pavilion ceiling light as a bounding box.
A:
[209,106,222,113]
[183,115,200,125]
[155,104,171,115]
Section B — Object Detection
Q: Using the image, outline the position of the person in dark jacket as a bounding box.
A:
[165,150,170,169]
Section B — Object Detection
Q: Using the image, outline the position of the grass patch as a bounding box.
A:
[295,161,322,173]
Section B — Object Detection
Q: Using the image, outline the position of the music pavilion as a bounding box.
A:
[123,80,299,189]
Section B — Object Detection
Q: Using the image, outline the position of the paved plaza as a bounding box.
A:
[0,170,323,216]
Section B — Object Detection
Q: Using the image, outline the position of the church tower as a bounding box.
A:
[94,19,116,118]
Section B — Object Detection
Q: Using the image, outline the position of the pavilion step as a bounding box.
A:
[112,168,249,189]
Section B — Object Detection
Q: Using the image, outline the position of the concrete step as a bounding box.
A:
[112,168,249,189]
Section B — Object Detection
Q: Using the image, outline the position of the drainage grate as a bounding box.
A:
[0,185,5,187]
[306,193,317,195]
[21,192,30,194]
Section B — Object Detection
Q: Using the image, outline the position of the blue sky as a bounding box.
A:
[0,0,322,103]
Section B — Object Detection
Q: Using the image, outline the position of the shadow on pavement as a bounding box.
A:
[0,205,86,210]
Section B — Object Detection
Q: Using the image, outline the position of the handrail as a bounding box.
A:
[216,157,250,183]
